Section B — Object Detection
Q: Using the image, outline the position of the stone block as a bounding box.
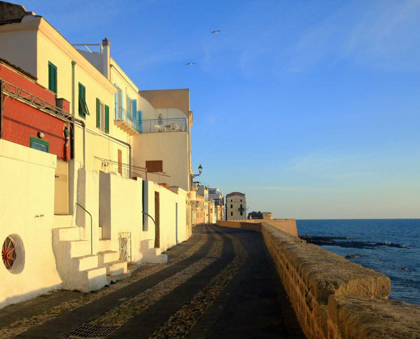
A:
[328,296,420,339]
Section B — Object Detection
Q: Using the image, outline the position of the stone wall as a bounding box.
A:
[216,219,298,237]
[261,223,420,339]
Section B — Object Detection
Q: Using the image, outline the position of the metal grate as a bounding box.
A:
[119,232,132,262]
[65,324,120,338]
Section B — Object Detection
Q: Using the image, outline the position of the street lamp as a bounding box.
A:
[191,164,203,179]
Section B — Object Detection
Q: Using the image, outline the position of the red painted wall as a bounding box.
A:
[0,63,71,161]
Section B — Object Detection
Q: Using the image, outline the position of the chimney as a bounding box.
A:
[102,37,110,80]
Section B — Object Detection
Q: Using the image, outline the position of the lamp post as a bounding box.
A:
[191,164,203,179]
[190,164,203,192]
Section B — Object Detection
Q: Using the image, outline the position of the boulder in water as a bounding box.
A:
[345,253,362,259]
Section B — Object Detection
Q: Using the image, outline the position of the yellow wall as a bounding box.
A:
[131,132,190,191]
[226,194,247,220]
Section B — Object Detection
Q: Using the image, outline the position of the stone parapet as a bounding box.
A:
[261,224,419,338]
[328,296,420,339]
[216,219,298,236]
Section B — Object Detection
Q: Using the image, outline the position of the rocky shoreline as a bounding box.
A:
[299,235,411,249]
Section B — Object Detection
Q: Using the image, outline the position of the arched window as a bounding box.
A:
[158,114,163,125]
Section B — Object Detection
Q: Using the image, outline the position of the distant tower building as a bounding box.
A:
[226,192,246,220]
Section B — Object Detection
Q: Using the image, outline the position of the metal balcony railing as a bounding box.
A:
[115,107,140,132]
[140,118,187,134]
[115,110,187,135]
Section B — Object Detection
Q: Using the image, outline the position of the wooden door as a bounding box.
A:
[54,160,69,215]
[118,149,122,175]
[175,202,178,243]
[154,192,160,248]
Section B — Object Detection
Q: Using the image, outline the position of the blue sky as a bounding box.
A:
[18,0,420,219]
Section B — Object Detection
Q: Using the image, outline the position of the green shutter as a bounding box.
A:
[53,66,57,94]
[48,63,52,91]
[96,98,100,128]
[78,83,84,118]
[78,83,88,118]
[48,62,57,94]
[105,105,109,134]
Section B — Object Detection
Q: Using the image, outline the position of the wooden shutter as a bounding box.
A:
[118,149,122,175]
[48,62,57,94]
[146,160,163,173]
[96,98,100,128]
[53,66,57,94]
[105,105,109,134]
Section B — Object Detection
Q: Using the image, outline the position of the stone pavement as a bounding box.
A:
[0,225,304,338]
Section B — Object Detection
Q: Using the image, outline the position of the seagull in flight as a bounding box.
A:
[185,62,196,66]
[211,30,221,34]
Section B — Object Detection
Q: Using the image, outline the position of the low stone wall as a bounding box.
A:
[216,219,297,236]
[262,223,420,339]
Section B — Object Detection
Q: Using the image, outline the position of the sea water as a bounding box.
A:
[296,219,420,305]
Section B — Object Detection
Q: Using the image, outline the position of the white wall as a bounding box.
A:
[0,140,62,308]
[144,182,188,251]
[99,173,148,262]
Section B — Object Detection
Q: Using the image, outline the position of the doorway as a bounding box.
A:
[175,202,178,243]
[154,192,160,248]
[54,160,69,215]
[118,149,122,176]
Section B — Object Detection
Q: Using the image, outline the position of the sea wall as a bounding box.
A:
[216,219,297,236]
[261,223,420,339]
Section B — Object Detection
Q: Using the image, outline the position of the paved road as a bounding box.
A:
[0,225,304,338]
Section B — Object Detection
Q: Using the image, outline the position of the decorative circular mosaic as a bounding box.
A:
[2,237,17,270]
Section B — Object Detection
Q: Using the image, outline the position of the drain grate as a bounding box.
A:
[65,324,120,338]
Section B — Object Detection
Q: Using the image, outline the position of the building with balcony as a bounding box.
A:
[226,192,247,220]
[209,188,224,221]
[0,2,194,307]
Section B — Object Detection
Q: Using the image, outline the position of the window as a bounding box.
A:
[48,62,57,95]
[146,160,163,173]
[240,212,243,216]
[240,199,242,202]
[96,98,109,133]
[30,136,49,153]
[78,83,89,118]
[230,204,233,208]
[240,204,243,208]
[231,212,233,216]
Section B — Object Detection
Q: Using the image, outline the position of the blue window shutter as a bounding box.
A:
[114,84,119,120]
[105,105,109,134]
[121,89,124,119]
[138,110,142,133]
[132,100,137,120]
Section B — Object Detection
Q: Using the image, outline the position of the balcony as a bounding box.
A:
[114,107,140,136]
[115,113,187,136]
[140,118,187,134]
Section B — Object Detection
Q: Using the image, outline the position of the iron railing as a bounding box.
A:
[75,203,93,255]
[115,108,187,135]
[115,106,139,132]
[141,118,187,133]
